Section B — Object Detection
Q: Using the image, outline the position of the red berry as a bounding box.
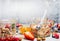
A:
[57,24,60,29]
[12,37,20,41]
[54,33,59,39]
[16,23,22,27]
[5,24,11,29]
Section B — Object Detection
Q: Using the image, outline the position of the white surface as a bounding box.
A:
[15,33,60,41]
[46,37,60,41]
[46,33,60,41]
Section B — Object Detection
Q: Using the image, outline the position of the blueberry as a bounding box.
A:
[52,35,55,38]
[36,26,40,30]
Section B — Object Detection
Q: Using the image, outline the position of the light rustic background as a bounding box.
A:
[0,0,60,24]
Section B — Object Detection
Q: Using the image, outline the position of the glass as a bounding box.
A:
[0,19,17,35]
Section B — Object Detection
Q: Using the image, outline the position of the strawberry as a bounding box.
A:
[24,31,34,40]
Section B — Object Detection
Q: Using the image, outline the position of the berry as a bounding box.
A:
[52,33,59,39]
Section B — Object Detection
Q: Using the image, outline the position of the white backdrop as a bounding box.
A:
[0,0,60,24]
